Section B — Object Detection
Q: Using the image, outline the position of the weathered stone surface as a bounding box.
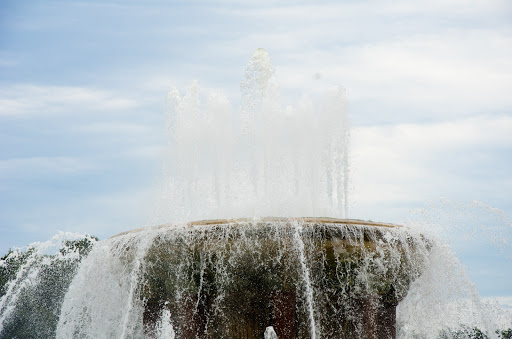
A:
[114,218,427,339]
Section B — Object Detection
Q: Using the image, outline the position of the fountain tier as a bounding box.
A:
[106,218,429,339]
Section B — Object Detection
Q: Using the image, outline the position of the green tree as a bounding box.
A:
[0,235,98,339]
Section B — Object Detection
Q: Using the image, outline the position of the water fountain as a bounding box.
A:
[1,49,510,338]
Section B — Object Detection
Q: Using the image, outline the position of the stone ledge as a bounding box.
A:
[112,217,402,238]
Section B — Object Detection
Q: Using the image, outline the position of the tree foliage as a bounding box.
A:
[0,235,98,339]
[438,325,512,339]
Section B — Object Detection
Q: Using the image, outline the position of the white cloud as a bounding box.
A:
[0,156,97,176]
[355,115,512,151]
[201,0,512,124]
[271,30,512,121]
[79,122,152,134]
[350,115,512,213]
[0,85,138,116]
[218,0,509,18]
[379,0,509,15]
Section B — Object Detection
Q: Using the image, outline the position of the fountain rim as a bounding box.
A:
[112,217,403,238]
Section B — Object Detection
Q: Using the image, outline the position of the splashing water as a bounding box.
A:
[157,48,350,223]
[398,199,512,338]
[410,199,512,258]
[55,231,156,338]
[264,326,278,339]
[154,309,175,339]
[0,233,97,338]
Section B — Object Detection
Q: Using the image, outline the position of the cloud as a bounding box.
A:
[0,85,138,116]
[199,1,512,124]
[376,0,509,15]
[342,31,512,100]
[350,115,512,214]
[79,122,152,135]
[217,0,509,18]
[0,156,97,177]
[354,115,512,151]
[272,30,512,121]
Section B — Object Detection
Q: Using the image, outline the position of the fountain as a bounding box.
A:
[55,49,428,338]
[1,49,510,338]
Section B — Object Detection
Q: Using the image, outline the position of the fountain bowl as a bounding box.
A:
[110,217,428,339]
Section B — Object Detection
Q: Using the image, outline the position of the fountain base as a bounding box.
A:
[114,218,426,339]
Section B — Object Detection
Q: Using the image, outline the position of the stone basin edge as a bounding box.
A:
[111,217,403,238]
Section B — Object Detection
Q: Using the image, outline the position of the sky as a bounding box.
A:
[1,0,511,302]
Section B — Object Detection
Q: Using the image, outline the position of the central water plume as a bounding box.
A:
[159,48,350,223]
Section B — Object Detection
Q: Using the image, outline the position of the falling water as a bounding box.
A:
[55,231,157,338]
[264,326,278,339]
[154,309,175,339]
[291,220,318,339]
[0,233,97,338]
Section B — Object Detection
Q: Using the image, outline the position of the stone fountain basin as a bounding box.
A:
[113,218,427,339]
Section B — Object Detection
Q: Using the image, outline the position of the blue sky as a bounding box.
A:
[1,0,511,302]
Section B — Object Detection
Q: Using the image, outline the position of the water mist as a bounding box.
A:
[157,48,350,223]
